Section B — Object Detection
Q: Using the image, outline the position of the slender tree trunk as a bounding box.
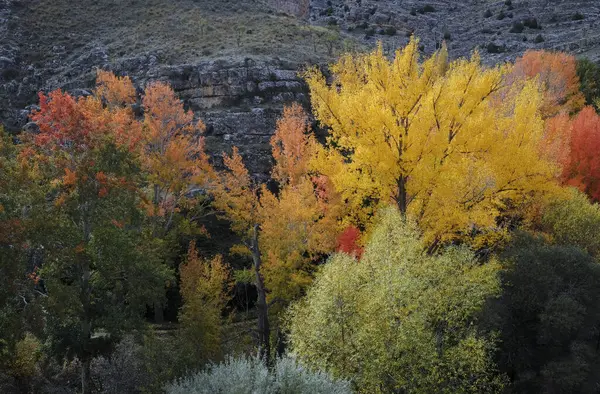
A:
[396,175,408,215]
[152,184,165,324]
[80,212,93,394]
[250,224,270,363]
[81,357,91,394]
[154,304,164,324]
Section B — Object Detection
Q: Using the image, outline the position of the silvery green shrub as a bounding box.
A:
[165,355,352,394]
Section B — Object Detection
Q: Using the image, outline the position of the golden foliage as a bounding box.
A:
[212,104,342,305]
[305,38,561,243]
[179,241,232,363]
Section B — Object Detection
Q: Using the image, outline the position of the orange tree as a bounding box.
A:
[139,81,213,321]
[510,50,585,118]
[211,104,341,361]
[23,81,169,394]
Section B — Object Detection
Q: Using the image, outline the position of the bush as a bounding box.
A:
[10,333,42,380]
[572,12,585,21]
[384,26,396,36]
[484,9,492,18]
[523,17,540,29]
[510,22,524,33]
[534,34,545,43]
[165,355,352,394]
[541,189,600,256]
[487,42,506,53]
[91,337,149,393]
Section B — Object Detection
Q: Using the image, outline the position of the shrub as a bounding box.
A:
[523,17,540,29]
[534,34,545,43]
[164,355,352,394]
[510,22,524,33]
[487,42,505,53]
[572,12,585,21]
[484,9,493,18]
[91,337,149,394]
[10,333,42,380]
[497,11,506,20]
[384,26,396,36]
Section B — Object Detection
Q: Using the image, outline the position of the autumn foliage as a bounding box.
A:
[10,38,600,394]
[550,106,600,201]
[511,50,585,118]
[306,38,560,245]
[212,104,341,304]
[179,241,232,365]
[140,81,212,237]
[336,225,363,258]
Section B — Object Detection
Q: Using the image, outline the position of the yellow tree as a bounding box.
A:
[305,37,560,245]
[179,241,232,367]
[211,104,340,361]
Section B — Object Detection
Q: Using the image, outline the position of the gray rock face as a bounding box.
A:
[2,0,600,177]
[311,0,600,63]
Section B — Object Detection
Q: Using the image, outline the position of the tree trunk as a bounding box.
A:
[81,357,91,394]
[80,212,93,394]
[396,175,408,215]
[152,184,165,324]
[250,224,270,363]
[154,303,164,324]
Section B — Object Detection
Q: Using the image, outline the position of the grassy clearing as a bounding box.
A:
[21,0,362,65]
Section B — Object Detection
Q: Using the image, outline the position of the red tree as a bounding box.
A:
[336,225,363,259]
[563,106,600,201]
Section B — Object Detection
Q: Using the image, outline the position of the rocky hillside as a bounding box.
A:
[1,0,600,175]
[311,0,600,62]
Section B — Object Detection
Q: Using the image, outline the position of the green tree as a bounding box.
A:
[576,58,600,110]
[23,88,171,394]
[0,128,44,389]
[490,233,600,392]
[287,207,504,393]
[541,188,600,256]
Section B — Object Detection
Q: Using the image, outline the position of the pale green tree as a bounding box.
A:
[287,207,504,393]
